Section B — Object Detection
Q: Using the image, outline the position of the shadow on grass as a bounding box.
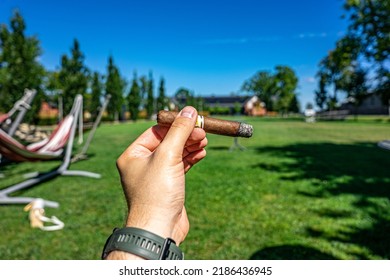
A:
[254,142,390,259]
[0,160,18,171]
[0,160,34,182]
[250,245,337,260]
[0,157,62,192]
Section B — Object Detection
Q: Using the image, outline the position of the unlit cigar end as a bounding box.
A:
[237,123,253,138]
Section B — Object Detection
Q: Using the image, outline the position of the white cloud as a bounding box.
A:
[304,76,316,83]
[295,32,327,39]
[252,36,282,42]
[200,38,249,45]
[200,32,328,45]
[200,36,281,45]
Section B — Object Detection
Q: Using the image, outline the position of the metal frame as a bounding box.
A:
[1,89,37,137]
[71,94,111,162]
[0,95,101,208]
[0,89,37,167]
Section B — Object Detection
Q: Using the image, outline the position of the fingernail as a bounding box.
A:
[180,107,195,119]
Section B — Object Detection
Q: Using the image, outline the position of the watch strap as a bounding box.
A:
[102,227,184,260]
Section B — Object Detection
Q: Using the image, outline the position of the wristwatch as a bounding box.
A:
[102,227,184,260]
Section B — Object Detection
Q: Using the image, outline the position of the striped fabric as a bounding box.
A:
[0,128,62,161]
[27,116,74,152]
[0,116,74,162]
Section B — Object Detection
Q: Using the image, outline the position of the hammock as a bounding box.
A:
[0,94,100,208]
[0,115,73,161]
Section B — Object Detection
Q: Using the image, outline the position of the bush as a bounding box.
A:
[209,106,231,115]
[37,117,58,126]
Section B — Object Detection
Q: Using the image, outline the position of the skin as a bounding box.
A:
[106,106,207,260]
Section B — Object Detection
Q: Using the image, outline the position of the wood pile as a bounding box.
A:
[15,123,50,143]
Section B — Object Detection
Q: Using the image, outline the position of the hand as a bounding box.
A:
[116,106,207,246]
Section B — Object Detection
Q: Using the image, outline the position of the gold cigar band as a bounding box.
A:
[195,115,205,129]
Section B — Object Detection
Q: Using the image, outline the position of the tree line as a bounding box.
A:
[3,2,387,121]
[315,0,389,111]
[1,10,304,124]
[0,10,169,123]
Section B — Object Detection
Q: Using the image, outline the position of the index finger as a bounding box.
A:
[122,125,168,159]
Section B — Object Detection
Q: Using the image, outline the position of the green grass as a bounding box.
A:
[1,117,389,260]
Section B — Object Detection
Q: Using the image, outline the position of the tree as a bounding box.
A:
[195,96,206,113]
[0,10,45,123]
[146,71,154,118]
[344,0,389,66]
[315,73,328,110]
[316,35,361,109]
[157,77,167,111]
[376,70,390,114]
[139,75,148,112]
[274,65,299,114]
[344,0,390,112]
[241,70,277,111]
[105,56,124,121]
[58,39,89,113]
[305,102,314,110]
[316,0,389,112]
[45,70,61,93]
[128,72,141,121]
[90,72,103,119]
[288,94,300,113]
[174,87,195,110]
[343,66,368,117]
[242,65,299,113]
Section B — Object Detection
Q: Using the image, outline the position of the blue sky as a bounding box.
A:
[0,0,349,108]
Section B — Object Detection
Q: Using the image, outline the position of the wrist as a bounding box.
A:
[125,218,174,242]
[125,208,183,245]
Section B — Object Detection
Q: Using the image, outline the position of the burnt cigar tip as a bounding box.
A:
[237,123,253,138]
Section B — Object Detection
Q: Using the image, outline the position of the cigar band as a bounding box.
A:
[195,115,204,129]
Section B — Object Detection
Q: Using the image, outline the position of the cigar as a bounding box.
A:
[157,110,253,138]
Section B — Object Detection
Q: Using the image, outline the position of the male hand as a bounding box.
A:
[116,106,207,246]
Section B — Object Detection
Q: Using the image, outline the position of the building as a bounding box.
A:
[39,102,58,119]
[243,95,267,116]
[171,95,266,115]
[339,93,388,115]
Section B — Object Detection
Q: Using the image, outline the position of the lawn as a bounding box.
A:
[0,116,389,260]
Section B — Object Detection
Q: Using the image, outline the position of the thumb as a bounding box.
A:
[159,106,197,156]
